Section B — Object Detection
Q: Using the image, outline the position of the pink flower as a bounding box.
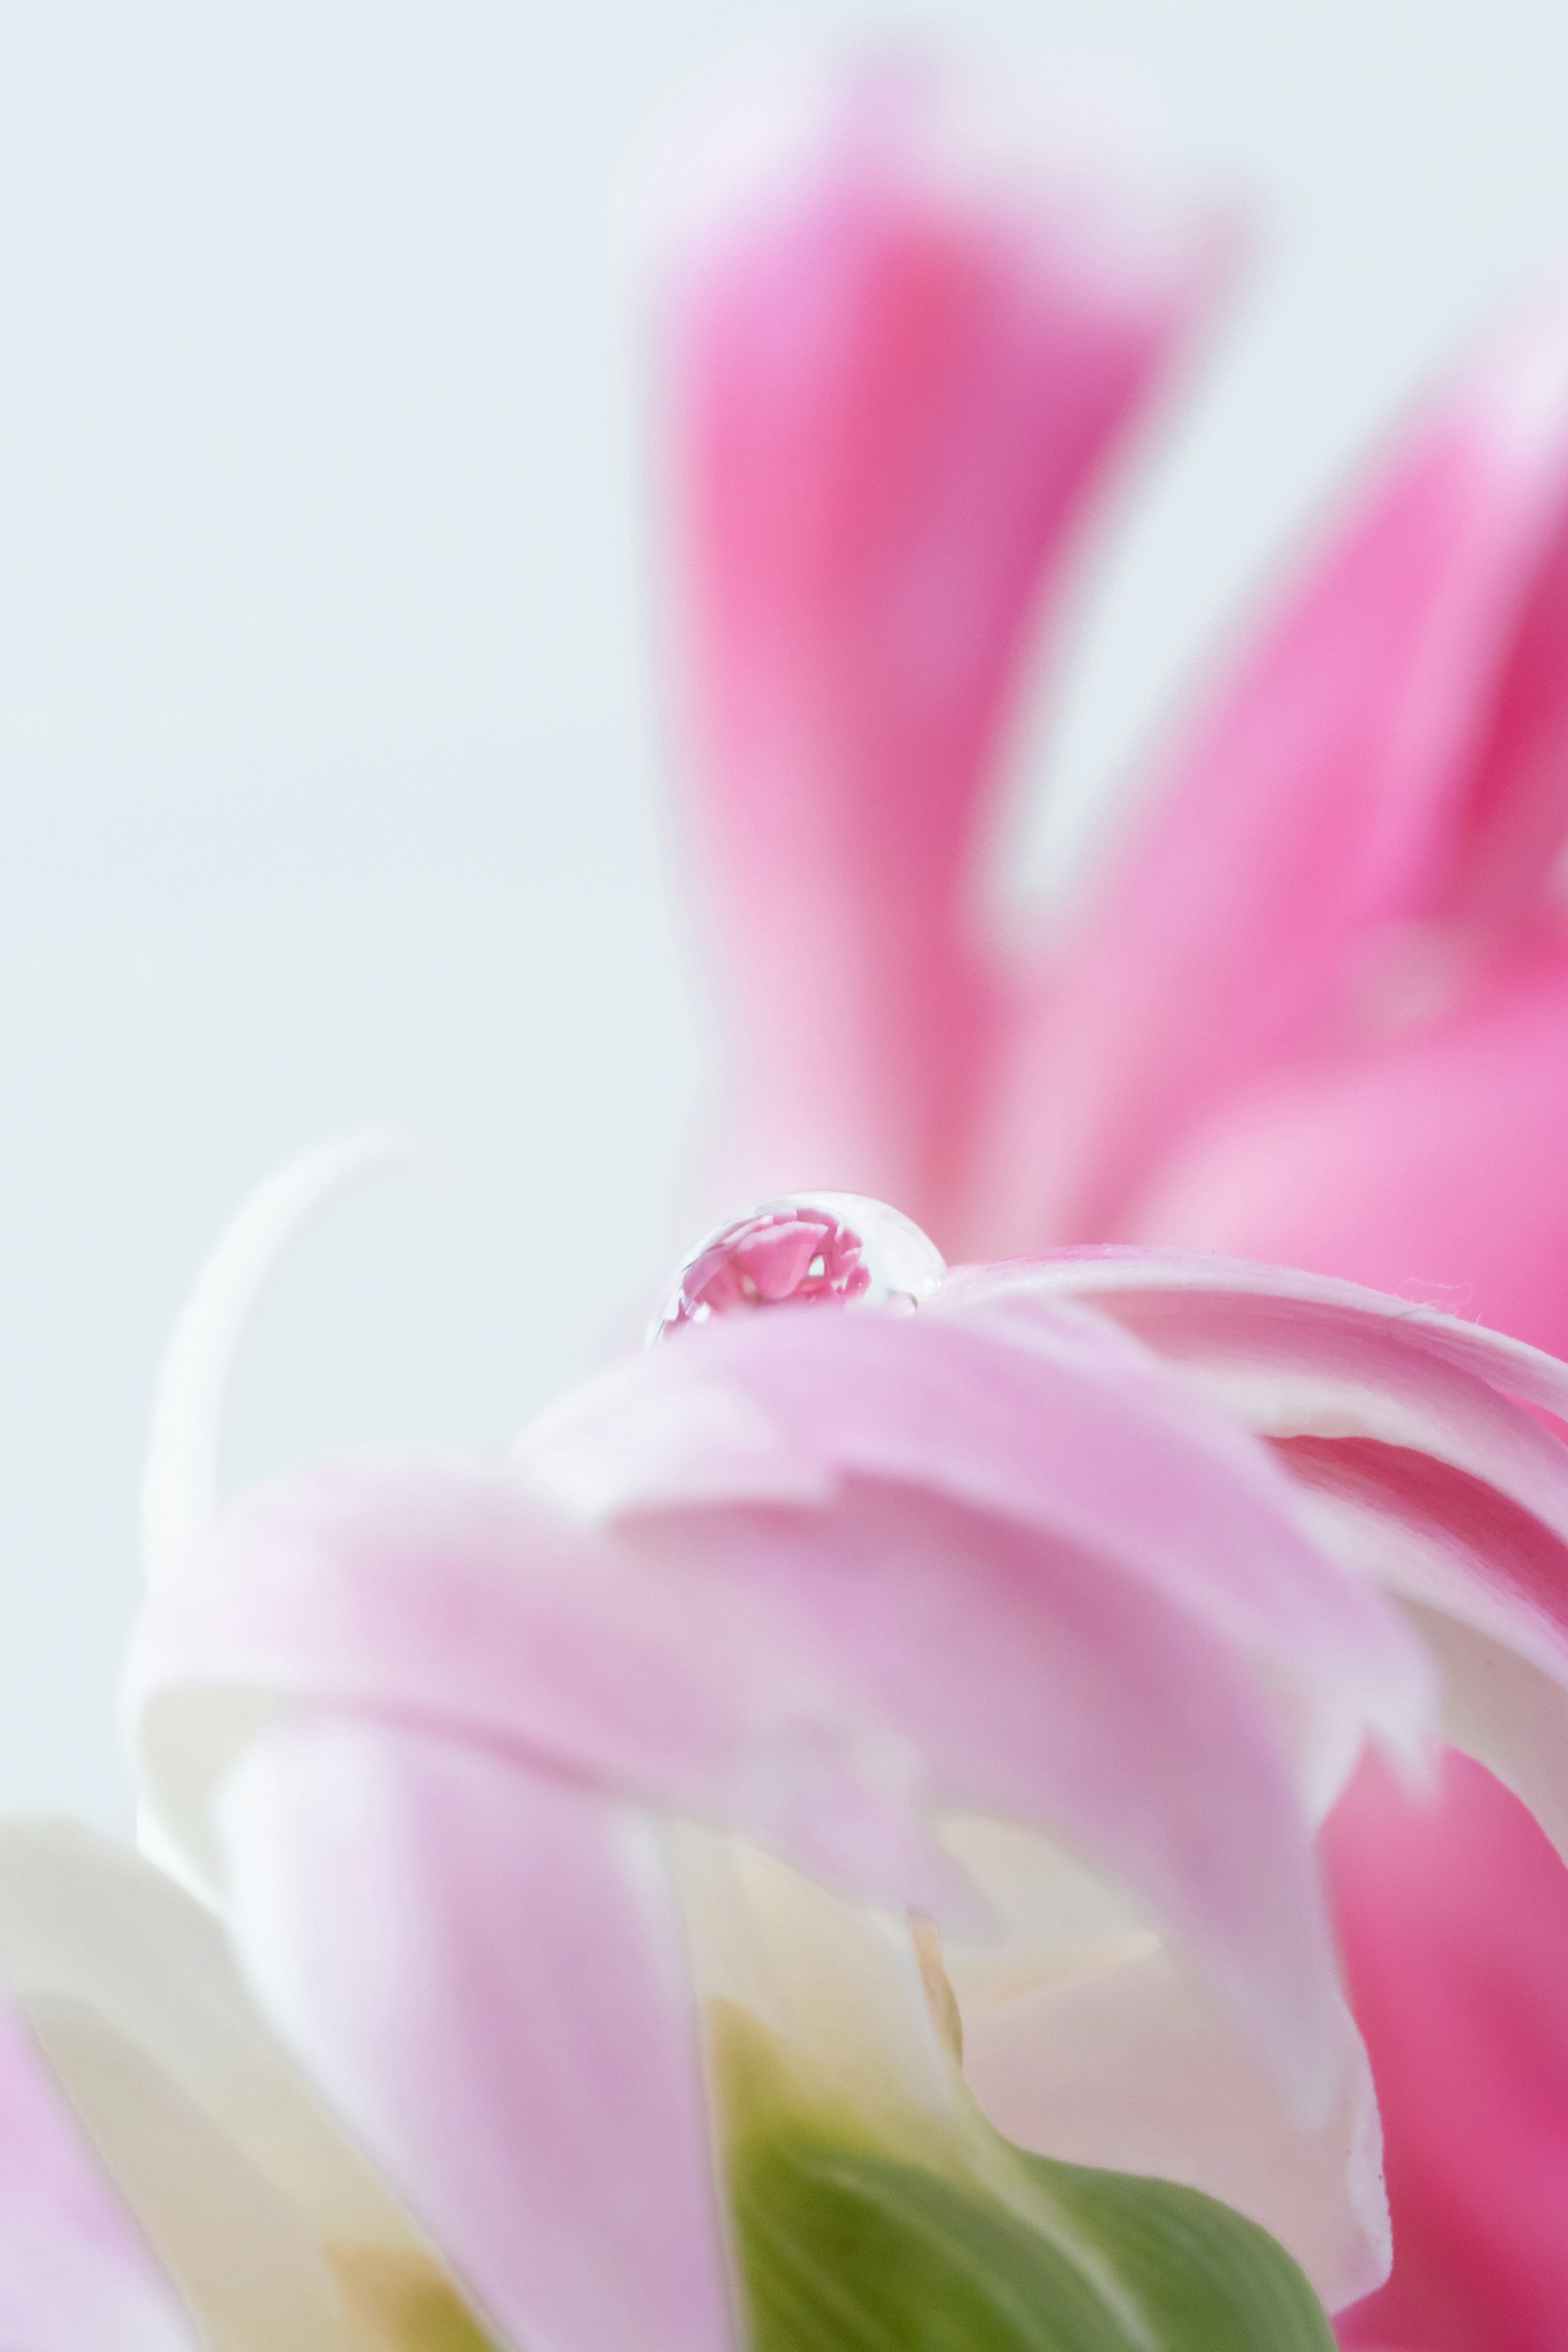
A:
[16,1145,1551,2350]
[659,48,1568,1346]
[653,45,1568,2348]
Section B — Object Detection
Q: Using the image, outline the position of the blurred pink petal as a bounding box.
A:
[659,48,1234,1232]
[1325,1747,1568,2352]
[660,59,1568,2343]
[1127,937,1568,1359]
[218,1715,733,2352]
[978,298,1568,1252]
[0,1991,194,2352]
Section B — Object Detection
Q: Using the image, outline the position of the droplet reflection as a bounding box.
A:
[650,1193,946,1342]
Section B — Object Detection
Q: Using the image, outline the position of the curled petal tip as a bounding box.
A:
[141,1128,428,1590]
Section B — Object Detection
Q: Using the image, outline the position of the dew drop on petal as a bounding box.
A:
[650,1193,946,1343]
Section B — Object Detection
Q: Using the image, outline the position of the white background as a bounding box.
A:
[2,0,1565,1829]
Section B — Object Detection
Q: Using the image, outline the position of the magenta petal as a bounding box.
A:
[984,301,1568,1248]
[1128,935,1568,1361]
[659,47,1234,1235]
[0,1992,194,2352]
[1326,1746,1568,2352]
[218,1714,736,2352]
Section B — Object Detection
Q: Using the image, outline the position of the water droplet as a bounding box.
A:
[650,1194,946,1342]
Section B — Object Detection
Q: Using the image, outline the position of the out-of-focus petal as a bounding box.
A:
[656,45,1235,1234]
[217,1713,736,2352]
[978,298,1568,1250]
[1125,935,1568,1361]
[0,1985,194,2352]
[0,1823,494,2352]
[1325,1746,1568,2352]
[943,1820,1386,2310]
[142,1129,419,1590]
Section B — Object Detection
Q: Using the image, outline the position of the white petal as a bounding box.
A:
[0,1823,495,2352]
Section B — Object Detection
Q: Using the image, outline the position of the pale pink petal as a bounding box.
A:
[1326,1746,1568,2351]
[1277,1436,1568,1766]
[1126,935,1568,1361]
[135,1436,1346,2111]
[521,1303,1430,1746]
[632,1476,1348,2120]
[0,1989,194,2352]
[658,46,1234,1234]
[129,1458,963,1918]
[977,299,1568,1250]
[217,1713,736,2352]
[992,1248,1568,1511]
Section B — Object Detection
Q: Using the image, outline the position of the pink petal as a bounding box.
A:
[129,1458,962,1917]
[1325,1746,1568,2352]
[632,1476,1348,2121]
[1277,1438,1568,1766]
[135,1433,1345,2111]
[997,1247,1568,1506]
[0,1991,194,2352]
[657,46,1234,1236]
[1126,933,1568,1361]
[523,1301,1430,1747]
[217,1713,736,2352]
[978,298,1568,1250]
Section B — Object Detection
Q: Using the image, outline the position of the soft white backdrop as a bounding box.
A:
[2,0,1564,1829]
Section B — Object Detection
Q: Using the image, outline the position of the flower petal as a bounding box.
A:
[1127,933,1568,1360]
[217,1712,736,2352]
[634,1476,1349,2123]
[941,1828,1386,2312]
[521,1303,1430,1747]
[1325,1746,1568,2350]
[0,1984,194,2352]
[0,1822,494,2352]
[657,44,1235,1234]
[143,1129,420,1590]
[134,1433,1345,2114]
[992,1247,1568,1510]
[980,297,1568,1248]
[129,1458,963,1918]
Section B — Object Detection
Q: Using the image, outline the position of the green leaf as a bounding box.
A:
[717,2008,1337,2352]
